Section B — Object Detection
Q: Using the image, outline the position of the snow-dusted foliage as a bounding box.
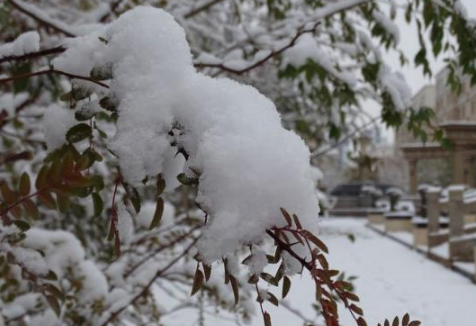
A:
[54,7,319,263]
[1,0,476,326]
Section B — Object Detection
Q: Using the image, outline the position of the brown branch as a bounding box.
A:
[99,0,126,23]
[100,237,199,326]
[183,0,227,19]
[0,68,109,88]
[0,186,48,221]
[195,21,321,75]
[266,227,363,326]
[124,225,201,278]
[0,46,66,65]
[6,0,75,37]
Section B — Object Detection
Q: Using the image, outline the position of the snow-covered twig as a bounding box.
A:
[0,67,109,88]
[6,0,75,37]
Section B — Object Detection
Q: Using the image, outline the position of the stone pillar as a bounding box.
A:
[448,186,465,238]
[464,155,474,187]
[409,159,418,195]
[426,188,441,233]
[453,149,465,185]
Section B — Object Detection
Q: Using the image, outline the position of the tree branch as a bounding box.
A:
[195,21,321,75]
[99,0,126,23]
[0,68,109,88]
[6,0,75,37]
[100,237,199,326]
[183,0,227,19]
[0,46,66,65]
[311,116,381,159]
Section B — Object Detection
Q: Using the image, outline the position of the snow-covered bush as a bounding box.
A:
[1,0,475,326]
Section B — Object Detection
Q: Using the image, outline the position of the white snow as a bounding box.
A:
[53,7,320,264]
[117,202,134,244]
[284,34,357,86]
[379,65,412,111]
[42,105,76,149]
[255,219,476,326]
[0,31,39,59]
[373,10,400,44]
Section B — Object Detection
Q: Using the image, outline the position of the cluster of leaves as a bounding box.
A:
[1,145,104,229]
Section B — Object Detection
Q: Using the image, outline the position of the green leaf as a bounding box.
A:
[1,183,16,204]
[44,283,64,301]
[357,317,368,326]
[23,199,39,219]
[264,312,272,326]
[392,317,399,326]
[45,270,58,281]
[350,304,363,316]
[282,276,291,299]
[12,220,30,232]
[75,108,96,121]
[19,173,30,197]
[408,321,421,326]
[149,197,164,230]
[177,173,198,186]
[90,65,112,81]
[66,124,92,143]
[229,275,239,304]
[203,264,212,282]
[156,176,166,195]
[301,230,329,253]
[56,193,70,213]
[46,295,61,316]
[99,96,117,112]
[92,193,103,217]
[280,207,292,226]
[191,269,204,296]
[38,192,56,210]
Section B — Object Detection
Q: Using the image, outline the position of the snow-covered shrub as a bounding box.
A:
[2,0,475,325]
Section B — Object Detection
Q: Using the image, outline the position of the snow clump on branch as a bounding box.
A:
[53,6,319,263]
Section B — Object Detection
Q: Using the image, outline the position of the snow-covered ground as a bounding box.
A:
[162,218,476,326]
[259,218,476,326]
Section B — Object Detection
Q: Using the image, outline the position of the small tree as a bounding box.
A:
[2,0,475,325]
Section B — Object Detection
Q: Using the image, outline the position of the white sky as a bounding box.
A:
[372,0,476,142]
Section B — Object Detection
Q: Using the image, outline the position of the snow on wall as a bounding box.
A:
[53,7,320,263]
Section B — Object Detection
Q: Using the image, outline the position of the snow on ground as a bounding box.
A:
[161,218,476,326]
[257,218,476,326]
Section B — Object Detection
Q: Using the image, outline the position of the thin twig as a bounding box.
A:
[195,22,321,75]
[100,237,199,326]
[311,116,381,159]
[0,46,66,65]
[184,0,227,19]
[6,0,75,37]
[0,68,109,88]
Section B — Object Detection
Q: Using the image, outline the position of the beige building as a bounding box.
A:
[396,69,476,194]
